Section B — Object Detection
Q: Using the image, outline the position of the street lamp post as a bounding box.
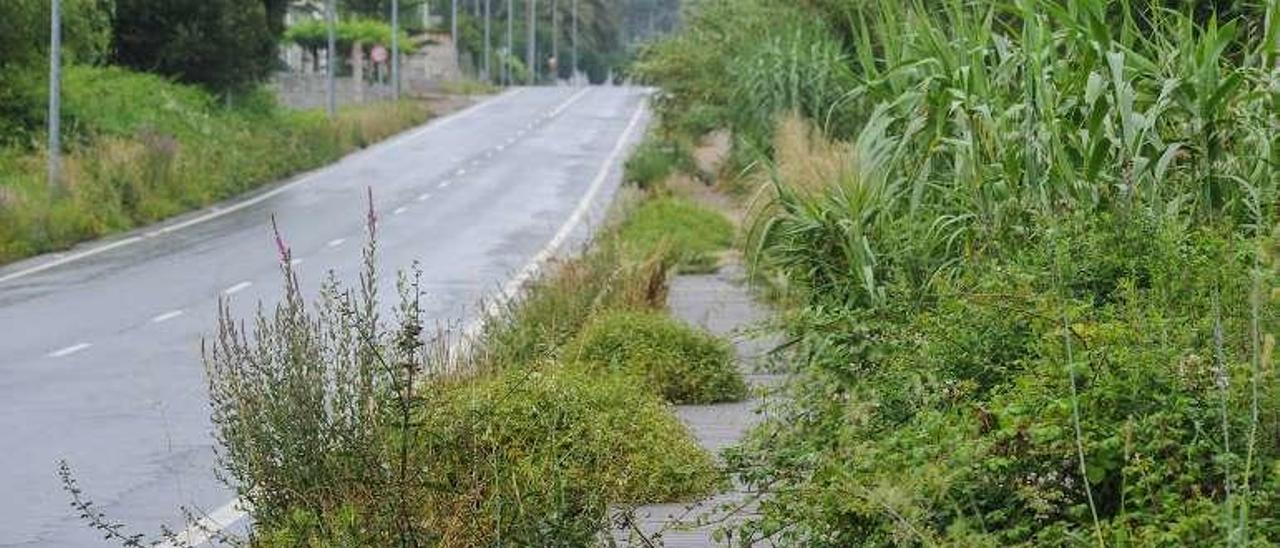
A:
[483,0,491,81]
[451,0,459,69]
[551,0,558,82]
[326,0,336,117]
[526,0,536,85]
[571,0,578,85]
[505,0,514,86]
[391,0,400,99]
[48,0,61,189]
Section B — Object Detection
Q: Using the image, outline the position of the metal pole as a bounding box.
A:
[391,0,401,99]
[48,0,61,189]
[571,0,578,85]
[326,0,336,117]
[483,0,491,81]
[505,0,513,86]
[551,0,558,81]
[526,0,536,85]
[451,0,459,69]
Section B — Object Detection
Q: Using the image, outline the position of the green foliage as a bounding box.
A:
[644,0,1280,544]
[617,196,734,273]
[0,0,113,143]
[623,137,690,190]
[207,216,719,546]
[727,213,1280,546]
[403,362,720,546]
[569,311,747,405]
[283,18,414,56]
[0,0,112,68]
[479,233,673,370]
[0,65,429,264]
[112,0,287,95]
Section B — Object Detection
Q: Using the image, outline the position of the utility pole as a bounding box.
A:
[526,0,536,85]
[483,0,491,81]
[391,0,400,99]
[326,0,336,117]
[571,0,578,85]
[47,0,61,189]
[505,0,514,86]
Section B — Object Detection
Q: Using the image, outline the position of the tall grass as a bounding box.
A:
[0,65,429,264]
[642,0,1280,544]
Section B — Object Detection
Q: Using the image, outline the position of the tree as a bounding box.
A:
[112,0,288,95]
[0,0,113,143]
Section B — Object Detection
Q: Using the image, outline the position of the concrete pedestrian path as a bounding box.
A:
[613,264,783,547]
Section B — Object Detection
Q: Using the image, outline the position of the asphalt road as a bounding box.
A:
[0,86,650,546]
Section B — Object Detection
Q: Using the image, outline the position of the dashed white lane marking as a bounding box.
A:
[223,281,253,296]
[327,238,346,248]
[456,168,467,176]
[290,258,303,267]
[496,144,505,151]
[48,343,92,358]
[416,193,432,202]
[150,310,184,324]
[393,207,408,216]
[438,181,451,189]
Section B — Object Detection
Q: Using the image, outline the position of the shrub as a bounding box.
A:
[207,209,719,546]
[617,196,734,273]
[568,311,747,405]
[623,137,691,190]
[401,363,721,547]
[479,236,673,371]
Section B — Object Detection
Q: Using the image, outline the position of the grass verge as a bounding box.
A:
[0,65,431,265]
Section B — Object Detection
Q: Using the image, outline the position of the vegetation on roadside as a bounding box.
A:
[623,137,691,190]
[617,196,734,273]
[64,176,741,544]
[187,193,727,545]
[0,65,429,264]
[570,311,747,404]
[638,0,1280,545]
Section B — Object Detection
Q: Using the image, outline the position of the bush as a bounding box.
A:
[623,137,691,190]
[568,311,747,405]
[617,196,734,273]
[203,209,720,546]
[403,363,721,547]
[480,236,673,370]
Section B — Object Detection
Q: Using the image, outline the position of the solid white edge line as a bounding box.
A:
[0,89,526,287]
[464,96,646,341]
[164,86,640,548]
[48,342,93,358]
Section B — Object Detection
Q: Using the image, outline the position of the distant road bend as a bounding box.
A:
[0,86,650,546]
